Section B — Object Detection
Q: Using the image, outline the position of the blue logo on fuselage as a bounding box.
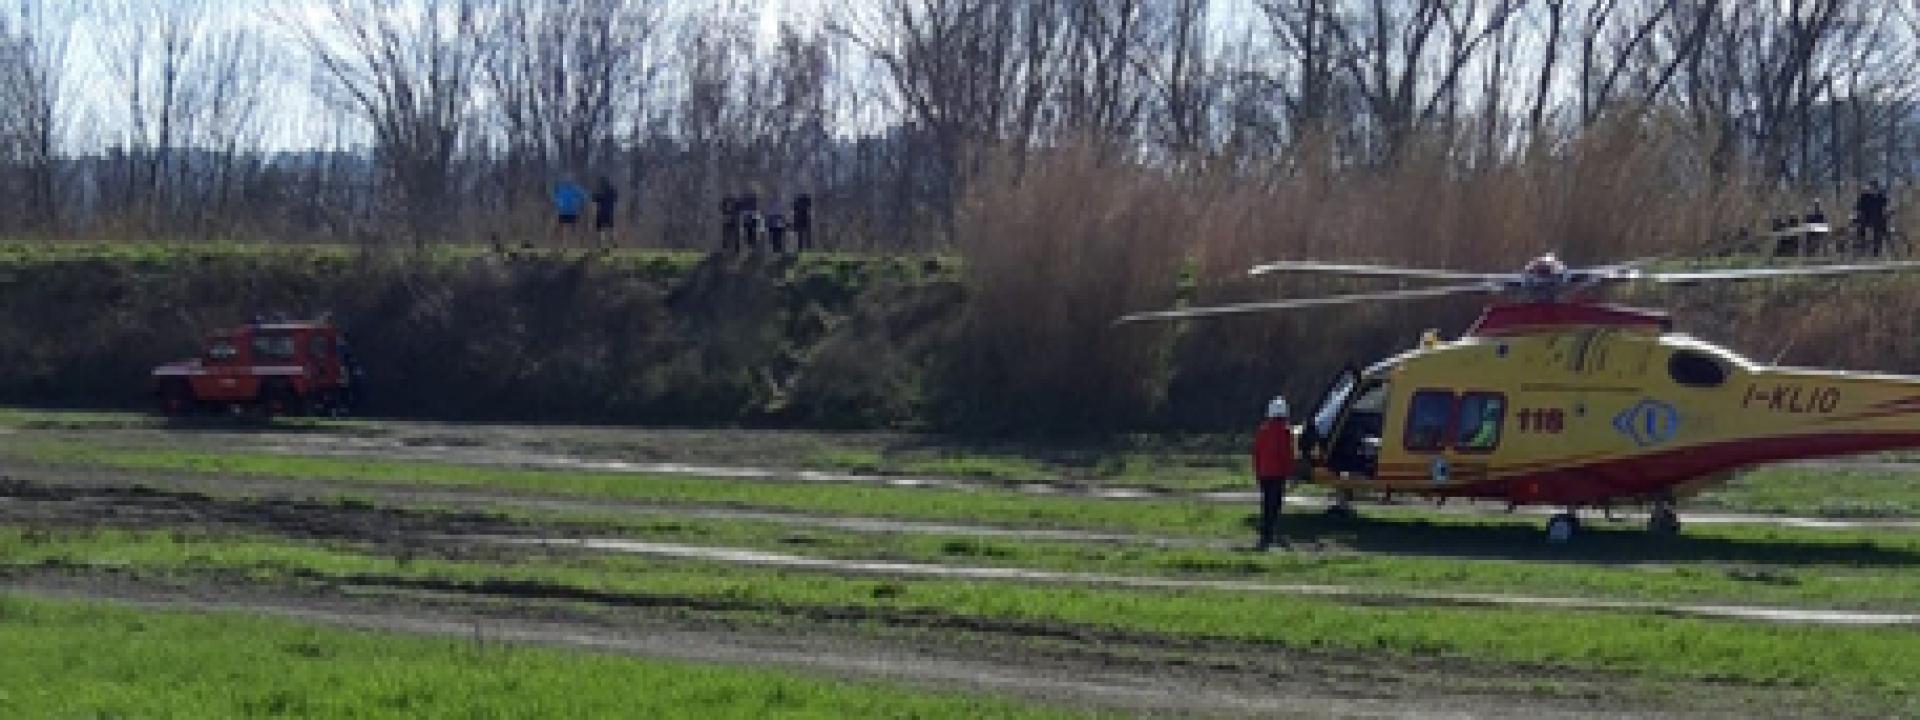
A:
[1614,399,1681,447]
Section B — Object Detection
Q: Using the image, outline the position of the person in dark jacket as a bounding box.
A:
[767,210,789,253]
[1855,180,1891,256]
[592,176,620,250]
[792,194,814,251]
[721,196,740,252]
[738,193,762,251]
[1252,395,1295,551]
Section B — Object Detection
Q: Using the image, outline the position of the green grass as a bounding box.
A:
[0,593,1078,719]
[3,440,1251,538]
[1702,467,1920,517]
[0,407,158,430]
[17,439,1920,571]
[29,425,1920,610]
[491,509,1920,612]
[0,241,957,286]
[804,447,888,473]
[6,526,1920,700]
[805,441,1251,490]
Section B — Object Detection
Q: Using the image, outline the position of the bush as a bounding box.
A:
[933,147,1188,435]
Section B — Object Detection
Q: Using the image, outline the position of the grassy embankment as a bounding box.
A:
[0,240,911,274]
[0,593,1075,719]
[12,233,1920,438]
[12,439,1920,611]
[4,526,1919,707]
[0,242,960,429]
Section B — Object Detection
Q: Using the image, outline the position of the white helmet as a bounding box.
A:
[1266,395,1289,418]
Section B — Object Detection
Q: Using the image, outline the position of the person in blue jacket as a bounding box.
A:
[550,176,589,249]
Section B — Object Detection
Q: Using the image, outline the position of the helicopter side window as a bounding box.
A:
[1669,351,1728,388]
[1404,391,1454,452]
[1453,392,1506,452]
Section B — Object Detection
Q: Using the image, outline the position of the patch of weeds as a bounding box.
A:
[336,497,377,511]
[1166,556,1266,575]
[1812,500,1915,519]
[938,539,1013,558]
[1726,567,1801,586]
[900,454,1048,481]
[807,448,886,473]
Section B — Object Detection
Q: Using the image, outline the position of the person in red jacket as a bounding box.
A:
[1252,395,1295,550]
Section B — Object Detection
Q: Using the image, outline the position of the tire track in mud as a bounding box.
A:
[11,464,1920,579]
[4,472,1918,631]
[244,434,1920,531]
[482,537,1920,629]
[0,466,1209,548]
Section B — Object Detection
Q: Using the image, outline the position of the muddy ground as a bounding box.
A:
[0,466,1883,719]
[5,417,1918,716]
[23,417,1920,525]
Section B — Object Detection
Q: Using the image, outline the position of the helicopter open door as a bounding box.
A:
[1304,367,1388,478]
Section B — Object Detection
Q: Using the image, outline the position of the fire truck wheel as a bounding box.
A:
[261,382,305,418]
[158,380,195,416]
[326,391,352,418]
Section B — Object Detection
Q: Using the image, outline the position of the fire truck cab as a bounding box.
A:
[152,320,358,417]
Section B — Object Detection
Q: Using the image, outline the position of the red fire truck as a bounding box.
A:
[151,320,359,417]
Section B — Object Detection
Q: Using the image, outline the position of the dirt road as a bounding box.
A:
[3,417,1913,717]
[50,420,1920,530]
[0,468,1869,718]
[2,572,1685,720]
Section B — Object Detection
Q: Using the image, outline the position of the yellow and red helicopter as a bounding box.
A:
[1122,254,1920,541]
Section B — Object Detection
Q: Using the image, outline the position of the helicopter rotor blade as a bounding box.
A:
[1116,283,1499,324]
[1646,261,1920,285]
[1247,260,1510,282]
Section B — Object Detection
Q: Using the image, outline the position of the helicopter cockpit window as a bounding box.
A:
[1668,350,1728,388]
[1404,391,1454,452]
[1453,393,1506,452]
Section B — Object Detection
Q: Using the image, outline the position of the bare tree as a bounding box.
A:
[484,0,663,207]
[1154,0,1221,155]
[1254,0,1520,164]
[832,0,1072,237]
[1259,0,1346,139]
[0,0,66,230]
[288,0,486,244]
[88,0,277,233]
[664,4,838,245]
[91,0,204,225]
